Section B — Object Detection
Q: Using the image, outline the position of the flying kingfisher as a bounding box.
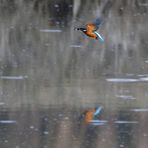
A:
[75,18,104,42]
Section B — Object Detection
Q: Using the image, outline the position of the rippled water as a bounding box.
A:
[0,106,148,148]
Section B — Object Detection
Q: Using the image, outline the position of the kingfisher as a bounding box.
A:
[79,106,103,124]
[75,18,104,42]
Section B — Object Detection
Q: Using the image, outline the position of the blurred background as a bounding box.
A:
[0,0,148,147]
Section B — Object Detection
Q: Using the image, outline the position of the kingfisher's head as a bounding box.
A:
[75,27,86,32]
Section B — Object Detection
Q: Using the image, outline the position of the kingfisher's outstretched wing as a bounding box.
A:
[93,18,102,30]
[86,18,103,32]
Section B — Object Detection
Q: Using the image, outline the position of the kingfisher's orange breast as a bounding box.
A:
[84,31,97,39]
[84,23,97,39]
[84,109,95,123]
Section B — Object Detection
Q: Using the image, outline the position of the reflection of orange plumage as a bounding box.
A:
[79,106,104,125]
[84,108,96,123]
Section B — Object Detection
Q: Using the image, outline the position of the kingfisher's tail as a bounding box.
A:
[95,32,104,42]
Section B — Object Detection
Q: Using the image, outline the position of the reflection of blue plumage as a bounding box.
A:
[94,106,103,117]
[79,105,104,124]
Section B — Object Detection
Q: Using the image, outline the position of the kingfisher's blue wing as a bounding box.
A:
[93,18,103,30]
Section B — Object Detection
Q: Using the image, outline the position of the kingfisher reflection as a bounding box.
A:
[79,106,107,125]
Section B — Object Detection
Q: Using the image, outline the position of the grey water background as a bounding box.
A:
[0,0,148,148]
